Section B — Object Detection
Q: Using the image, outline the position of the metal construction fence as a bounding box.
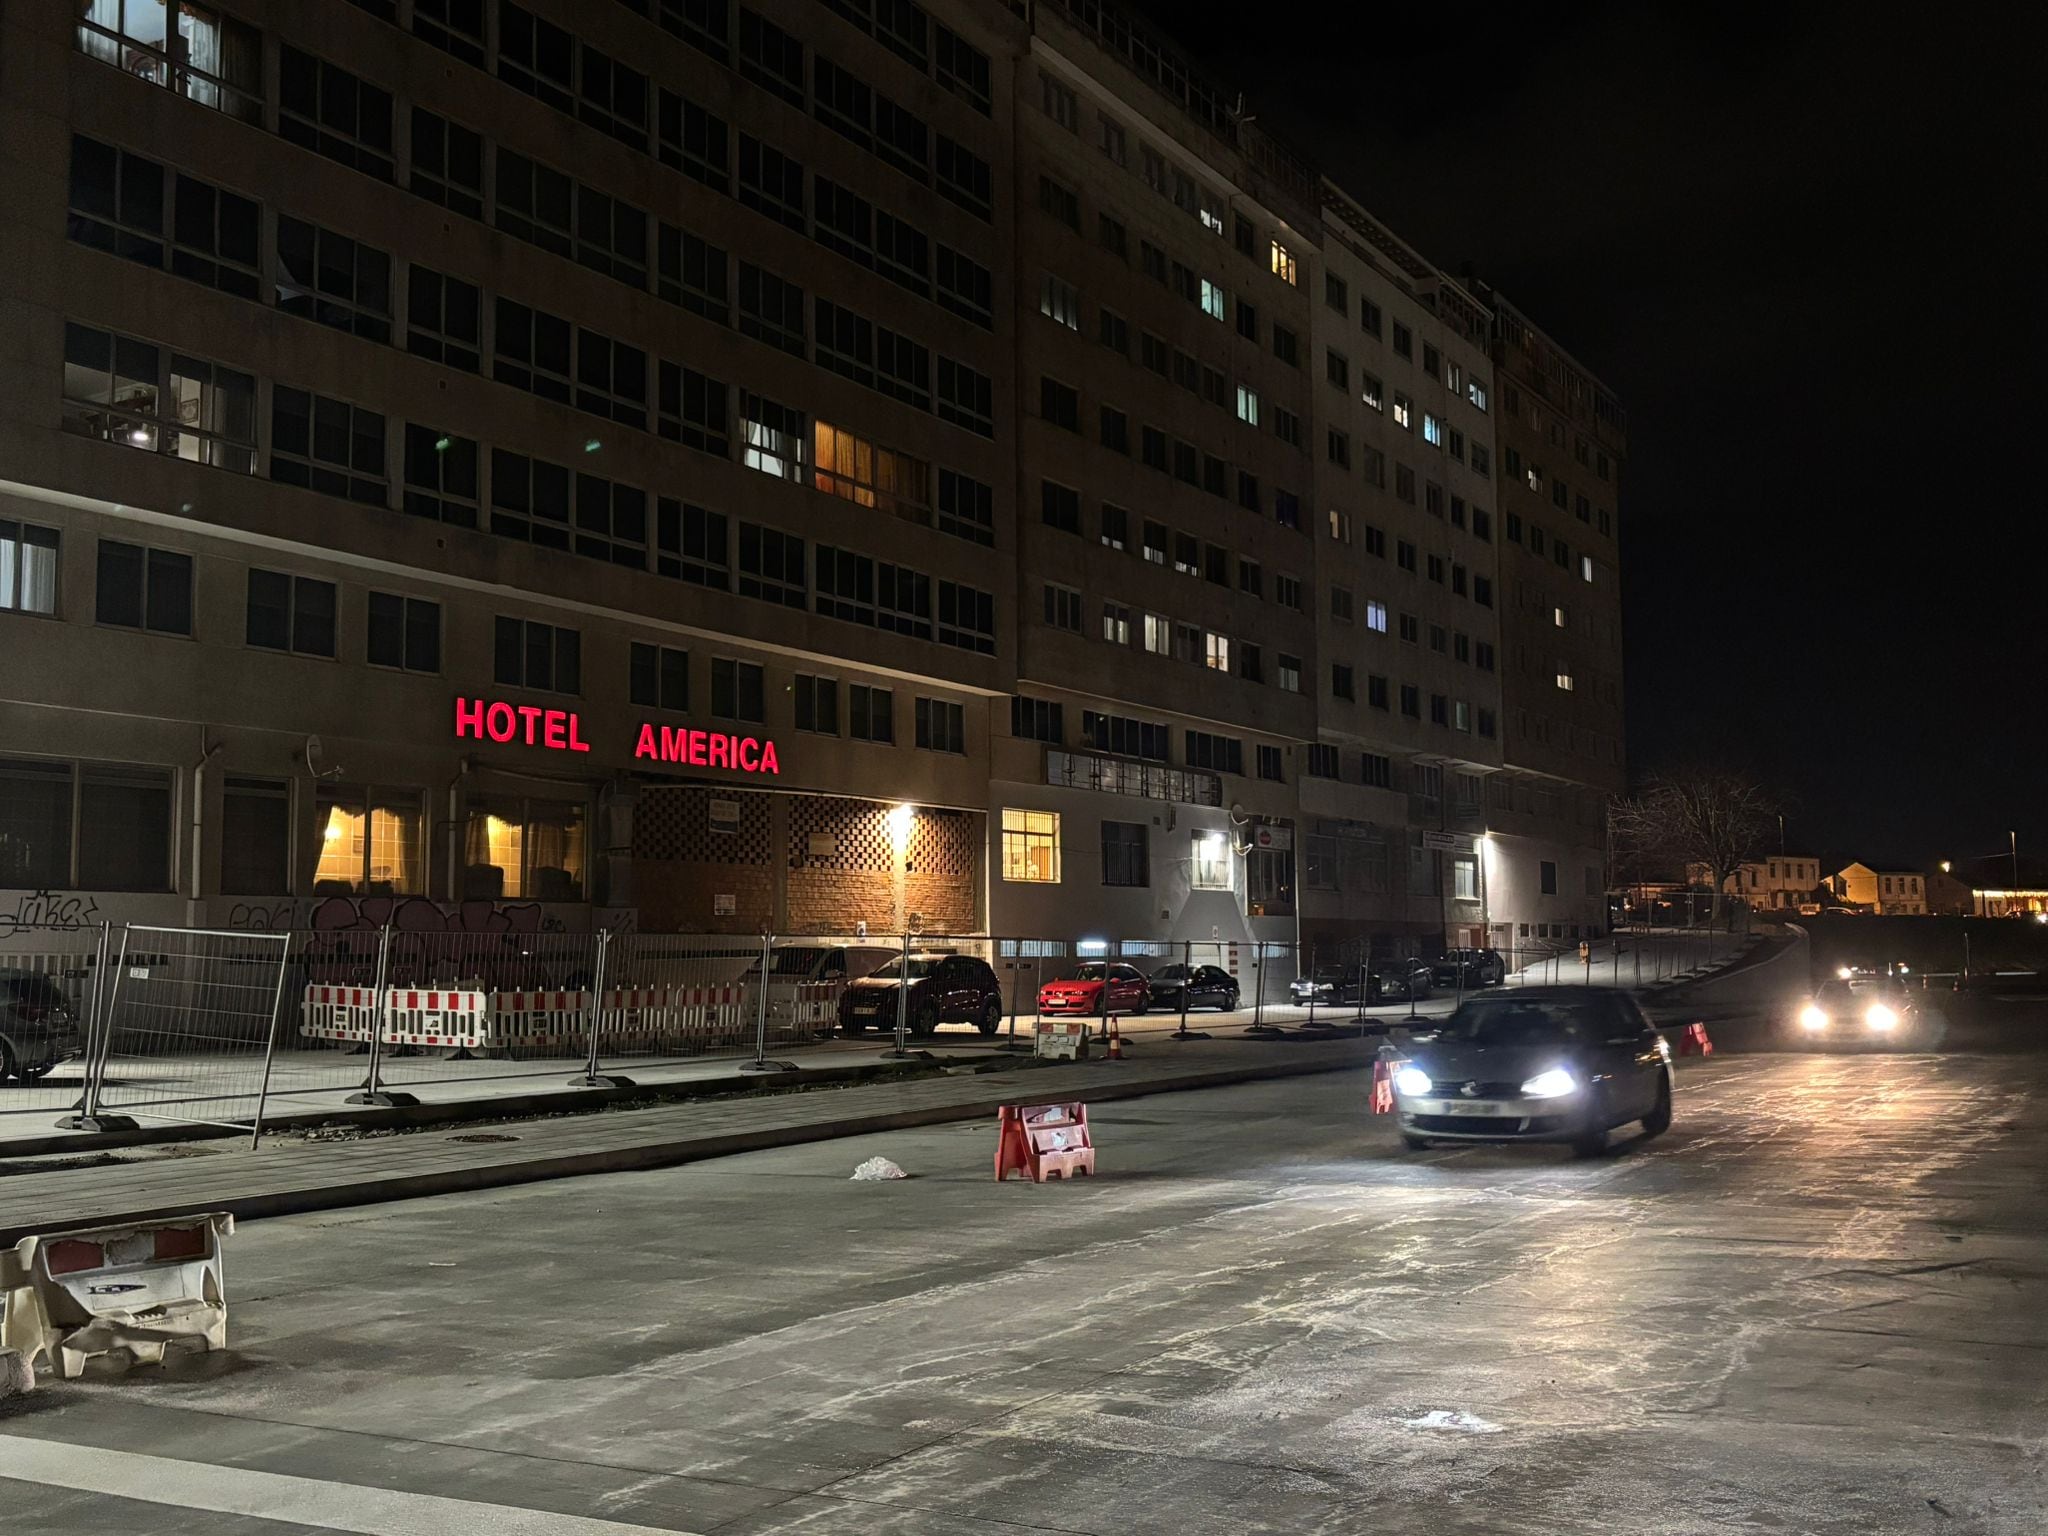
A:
[1,922,1744,1143]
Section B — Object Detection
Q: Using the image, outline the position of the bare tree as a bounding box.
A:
[1613,770,1778,922]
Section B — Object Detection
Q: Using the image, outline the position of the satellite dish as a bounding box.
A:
[305,734,323,764]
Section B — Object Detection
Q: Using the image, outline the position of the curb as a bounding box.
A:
[0,1049,1369,1247]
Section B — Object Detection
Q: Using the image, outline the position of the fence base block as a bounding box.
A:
[1242,1023,1286,1039]
[567,1072,638,1089]
[345,1089,419,1107]
[50,1112,140,1134]
[737,1059,799,1075]
[1167,1027,1213,1041]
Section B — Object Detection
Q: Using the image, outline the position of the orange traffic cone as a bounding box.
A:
[1107,1019,1125,1060]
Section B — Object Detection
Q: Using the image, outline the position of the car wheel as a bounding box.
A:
[978,998,1003,1036]
[915,1001,940,1035]
[15,1058,57,1081]
[1400,1131,1432,1151]
[1129,995,1148,1015]
[1571,1097,1610,1158]
[1221,989,1239,1012]
[1641,1072,1673,1137]
[0,1039,14,1082]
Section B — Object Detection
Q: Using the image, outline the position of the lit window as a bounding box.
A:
[1001,807,1061,882]
[1365,600,1388,633]
[1235,385,1259,425]
[1142,612,1170,655]
[1468,377,1489,411]
[0,520,60,616]
[1277,654,1301,692]
[1361,374,1383,412]
[1423,413,1445,447]
[1554,606,1567,628]
[1199,278,1225,320]
[314,784,423,894]
[462,795,586,901]
[1039,271,1080,329]
[1191,831,1232,890]
[1453,856,1479,901]
[1392,393,1413,429]
[1268,239,1297,285]
[1327,509,1351,543]
[1581,555,1595,583]
[1556,667,1575,691]
[1205,632,1230,672]
[811,420,929,521]
[740,390,805,480]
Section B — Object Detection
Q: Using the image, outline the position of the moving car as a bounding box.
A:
[1428,948,1506,989]
[838,953,1005,1035]
[1792,975,1923,1047]
[0,969,82,1082]
[1386,986,1673,1156]
[1038,962,1149,1017]
[1147,963,1239,1012]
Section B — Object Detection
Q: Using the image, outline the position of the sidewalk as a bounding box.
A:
[0,1035,1378,1245]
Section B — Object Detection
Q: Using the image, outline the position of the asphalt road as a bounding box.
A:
[3,1041,2044,1534]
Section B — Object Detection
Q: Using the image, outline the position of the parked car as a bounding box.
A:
[1386,987,1673,1156]
[838,953,1004,1035]
[1038,962,1149,1017]
[1370,960,1435,1002]
[1791,976,1926,1048]
[1428,948,1506,989]
[1,970,82,1082]
[1289,966,1366,1007]
[1146,963,1239,1012]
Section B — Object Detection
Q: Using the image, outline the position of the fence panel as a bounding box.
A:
[91,926,295,1131]
[0,935,110,1125]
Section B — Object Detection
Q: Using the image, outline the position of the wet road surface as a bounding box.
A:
[3,1046,2043,1534]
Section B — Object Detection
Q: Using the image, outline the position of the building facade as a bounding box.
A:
[1687,857,1825,912]
[0,0,1628,961]
[1830,864,1927,916]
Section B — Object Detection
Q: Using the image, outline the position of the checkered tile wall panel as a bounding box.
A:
[633,787,772,865]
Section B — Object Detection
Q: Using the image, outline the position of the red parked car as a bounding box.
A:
[1038,962,1150,1016]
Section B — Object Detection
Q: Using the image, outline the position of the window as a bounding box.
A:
[658,361,730,456]
[1556,666,1576,692]
[1236,385,1260,426]
[706,657,764,723]
[1275,491,1302,529]
[1423,412,1445,447]
[1400,684,1420,718]
[1001,808,1061,882]
[245,569,336,658]
[737,134,805,230]
[77,0,263,121]
[1331,663,1354,702]
[1191,831,1232,889]
[407,267,481,371]
[309,782,422,895]
[275,217,390,342]
[1236,299,1259,341]
[461,795,585,901]
[936,244,993,326]
[658,89,730,192]
[1142,613,1170,655]
[935,134,992,219]
[1359,599,1386,634]
[1256,744,1284,782]
[1273,410,1303,448]
[1204,633,1231,673]
[488,448,570,550]
[1101,601,1131,644]
[1099,405,1130,455]
[1328,508,1352,545]
[1040,272,1081,330]
[1540,860,1559,896]
[1037,175,1080,230]
[937,356,993,436]
[1269,239,1297,285]
[1325,272,1349,313]
[217,776,290,895]
[811,421,931,522]
[1102,820,1148,886]
[66,138,168,272]
[1368,674,1390,710]
[278,47,393,179]
[1582,555,1596,583]
[60,324,257,473]
[1040,377,1080,431]
[1361,752,1392,788]
[410,107,485,219]
[934,21,991,112]
[737,522,807,609]
[1099,113,1128,164]
[1429,693,1448,726]
[0,521,59,617]
[791,672,837,734]
[1012,695,1064,745]
[93,540,189,635]
[1398,613,1419,643]
[270,388,385,504]
[658,223,730,321]
[740,391,806,481]
[1098,307,1131,356]
[848,684,894,743]
[1034,480,1082,536]
[366,592,440,673]
[494,616,581,694]
[938,469,994,546]
[738,262,805,356]
[656,499,728,589]
[915,697,965,754]
[1200,279,1225,320]
[575,327,648,426]
[1392,321,1412,359]
[938,581,995,654]
[1273,325,1300,367]
[493,297,571,402]
[0,758,173,891]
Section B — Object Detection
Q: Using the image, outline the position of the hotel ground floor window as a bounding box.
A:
[463,796,586,901]
[313,784,423,894]
[1452,855,1480,902]
[1246,847,1293,916]
[1191,831,1232,892]
[1101,820,1147,887]
[1000,808,1060,883]
[220,776,290,894]
[0,757,172,890]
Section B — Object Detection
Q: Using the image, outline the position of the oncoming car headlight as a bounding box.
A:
[1392,1066,1433,1097]
[1799,1004,1830,1031]
[1865,1004,1899,1031]
[1520,1067,1579,1099]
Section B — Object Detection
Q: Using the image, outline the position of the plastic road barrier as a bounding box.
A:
[12,1213,234,1379]
[488,989,589,1049]
[383,988,488,1048]
[298,983,379,1044]
[1677,1020,1714,1056]
[995,1102,1096,1182]
[1034,1019,1089,1060]
[1369,1057,1396,1114]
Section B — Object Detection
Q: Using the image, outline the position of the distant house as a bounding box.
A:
[1687,856,1825,911]
[1830,863,1927,915]
[1941,854,2048,918]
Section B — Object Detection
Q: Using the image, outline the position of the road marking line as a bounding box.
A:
[0,1434,705,1536]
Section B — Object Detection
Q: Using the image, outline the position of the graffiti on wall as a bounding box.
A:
[0,890,105,939]
[225,896,566,934]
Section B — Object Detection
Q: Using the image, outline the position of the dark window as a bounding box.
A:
[937,357,993,436]
[936,245,993,326]
[494,616,581,694]
[711,657,765,722]
[658,89,730,192]
[66,137,166,268]
[414,0,486,65]
[494,297,574,403]
[938,469,994,546]
[1257,745,1284,782]
[1305,745,1339,778]
[792,673,837,733]
[1011,695,1064,744]
[1185,731,1243,775]
[410,108,484,218]
[579,47,649,148]
[737,522,806,608]
[95,540,191,635]
[1540,860,1559,896]
[1041,480,1081,535]
[935,134,992,219]
[367,591,441,672]
[934,23,991,113]
[631,643,691,711]
[657,223,729,322]
[737,134,805,230]
[574,185,648,286]
[572,472,650,569]
[275,217,391,342]
[1100,406,1129,453]
[220,777,291,895]
[849,684,894,742]
[278,47,393,179]
[574,329,649,428]
[407,266,481,372]
[915,697,965,753]
[77,764,174,891]
[489,448,572,550]
[658,361,730,455]
[496,149,573,256]
[1102,820,1148,886]
[656,499,729,588]
[499,3,575,109]
[271,388,387,505]
[1040,377,1080,431]
[245,568,336,657]
[738,7,805,103]
[938,580,995,654]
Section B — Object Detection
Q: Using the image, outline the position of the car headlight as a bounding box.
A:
[1392,1066,1433,1096]
[1865,1004,1898,1031]
[1799,1004,1830,1031]
[1520,1067,1579,1099]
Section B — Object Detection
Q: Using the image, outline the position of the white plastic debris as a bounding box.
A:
[0,1349,33,1399]
[1400,1410,1503,1434]
[849,1156,909,1181]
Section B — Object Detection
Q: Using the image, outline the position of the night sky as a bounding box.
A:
[1133,0,2046,868]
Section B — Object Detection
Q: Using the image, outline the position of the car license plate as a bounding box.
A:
[1441,1101,1509,1117]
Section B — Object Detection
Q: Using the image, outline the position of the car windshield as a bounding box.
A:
[4,975,67,1009]
[1064,964,1112,982]
[871,958,938,980]
[1438,1000,1599,1047]
[1152,964,1189,981]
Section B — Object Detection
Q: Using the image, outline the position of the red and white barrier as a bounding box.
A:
[383,988,489,1048]
[790,981,842,1029]
[995,1102,1096,1182]
[489,989,588,1049]
[299,983,378,1044]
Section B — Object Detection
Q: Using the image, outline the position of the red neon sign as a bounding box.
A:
[454,697,591,752]
[632,724,780,775]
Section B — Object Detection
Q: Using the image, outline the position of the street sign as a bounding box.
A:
[1254,825,1292,851]
[1422,831,1474,853]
